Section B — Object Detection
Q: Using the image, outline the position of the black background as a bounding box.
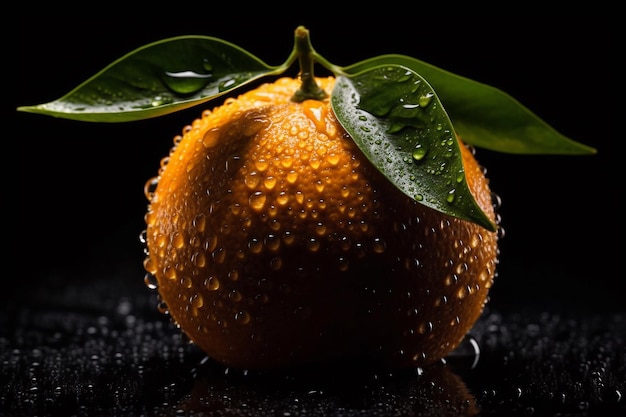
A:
[14,15,617,312]
[8,13,622,417]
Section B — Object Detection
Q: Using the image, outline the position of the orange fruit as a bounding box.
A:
[142,76,499,370]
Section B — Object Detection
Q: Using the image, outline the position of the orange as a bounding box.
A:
[142,76,499,370]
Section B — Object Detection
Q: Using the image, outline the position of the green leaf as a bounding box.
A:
[340,55,596,155]
[17,36,287,122]
[331,65,496,232]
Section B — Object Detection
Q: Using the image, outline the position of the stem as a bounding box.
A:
[291,26,328,102]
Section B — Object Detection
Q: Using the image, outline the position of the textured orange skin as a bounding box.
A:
[144,77,498,370]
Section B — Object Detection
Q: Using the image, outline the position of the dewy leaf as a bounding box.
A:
[332,65,496,232]
[17,36,286,122]
[340,55,596,155]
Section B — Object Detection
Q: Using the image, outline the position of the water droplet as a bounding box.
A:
[418,92,434,107]
[294,306,313,320]
[435,295,448,307]
[315,222,327,236]
[260,234,278,252]
[218,78,237,92]
[455,262,469,275]
[191,294,204,309]
[164,265,177,280]
[280,155,294,168]
[283,230,295,245]
[202,127,220,148]
[418,321,433,334]
[149,95,173,107]
[204,276,220,291]
[309,159,321,170]
[157,300,169,315]
[254,159,269,171]
[143,273,158,290]
[611,389,622,403]
[263,176,277,190]
[248,237,263,254]
[306,237,321,252]
[144,177,159,201]
[444,274,458,286]
[143,256,157,275]
[446,189,456,203]
[448,336,481,370]
[270,192,286,207]
[287,170,299,183]
[205,235,218,252]
[138,230,148,245]
[457,286,469,299]
[326,153,341,166]
[337,257,350,271]
[173,232,185,249]
[234,310,251,325]
[412,146,427,162]
[192,213,207,233]
[269,256,283,270]
[163,70,212,95]
[249,191,267,211]
[243,172,260,190]
[211,247,226,264]
[228,269,239,281]
[372,237,386,254]
[228,290,243,302]
[191,251,207,267]
[202,59,213,72]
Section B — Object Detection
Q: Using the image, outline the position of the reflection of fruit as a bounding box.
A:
[142,76,499,370]
[175,360,479,416]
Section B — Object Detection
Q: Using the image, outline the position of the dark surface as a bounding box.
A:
[2,267,624,417]
[10,14,621,417]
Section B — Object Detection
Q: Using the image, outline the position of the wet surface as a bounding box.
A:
[1,266,624,417]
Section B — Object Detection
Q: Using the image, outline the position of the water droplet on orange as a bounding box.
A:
[204,276,220,291]
[235,310,251,325]
[249,191,267,211]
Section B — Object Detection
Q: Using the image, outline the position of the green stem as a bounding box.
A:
[291,26,328,102]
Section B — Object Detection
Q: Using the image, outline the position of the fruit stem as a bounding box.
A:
[291,26,328,102]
